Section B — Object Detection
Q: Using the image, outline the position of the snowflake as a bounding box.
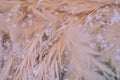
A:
[17,53,25,59]
[95,14,102,20]
[37,0,44,5]
[3,55,8,61]
[12,43,20,52]
[12,24,17,28]
[102,6,109,13]
[55,78,59,80]
[27,19,33,26]
[96,33,104,42]
[47,22,52,27]
[89,43,96,49]
[101,43,107,49]
[85,15,94,27]
[61,24,66,29]
[111,9,120,25]
[86,15,92,23]
[25,39,30,43]
[45,29,52,36]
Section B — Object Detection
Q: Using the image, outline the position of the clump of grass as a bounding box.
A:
[0,0,119,80]
[102,60,116,74]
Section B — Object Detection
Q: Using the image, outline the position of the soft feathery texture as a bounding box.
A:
[0,0,120,80]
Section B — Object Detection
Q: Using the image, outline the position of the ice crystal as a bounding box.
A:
[111,9,120,25]
[96,33,104,42]
[17,53,25,59]
[101,43,107,49]
[12,24,17,28]
[89,43,96,49]
[37,0,44,5]
[25,39,30,43]
[86,15,94,27]
[61,24,66,29]
[45,29,52,36]
[3,55,8,61]
[27,19,33,26]
[47,22,52,27]
[12,43,20,52]
[55,78,59,80]
[95,14,102,20]
[86,15,92,23]
[102,6,109,13]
